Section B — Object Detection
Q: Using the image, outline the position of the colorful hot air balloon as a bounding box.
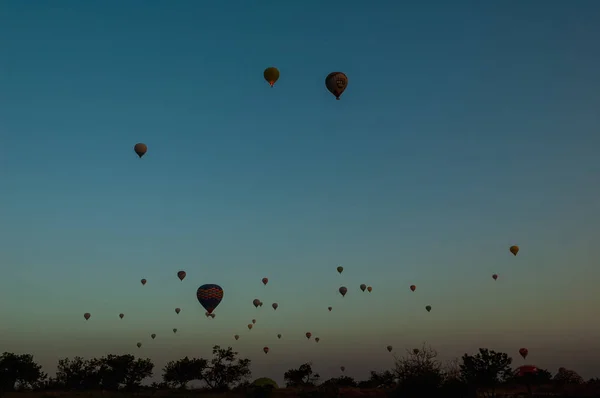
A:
[119,313,124,319]
[277,334,282,339]
[306,332,312,339]
[340,366,345,372]
[410,285,416,292]
[328,306,332,311]
[177,271,186,281]
[173,328,177,333]
[262,277,269,285]
[519,348,528,359]
[367,286,372,292]
[339,286,347,297]
[272,303,278,310]
[196,284,224,314]
[134,143,147,158]
[137,342,142,348]
[252,319,256,324]
[248,324,253,330]
[175,308,181,314]
[253,299,261,308]
[141,279,147,285]
[425,305,432,312]
[492,274,498,280]
[360,284,366,292]
[151,334,156,339]
[235,334,240,340]
[325,72,348,100]
[336,266,344,274]
[263,67,280,87]
[387,345,393,352]
[510,245,519,256]
[263,346,269,354]
[84,313,91,320]
[315,337,320,343]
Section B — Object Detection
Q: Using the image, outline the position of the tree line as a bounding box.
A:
[0,344,597,397]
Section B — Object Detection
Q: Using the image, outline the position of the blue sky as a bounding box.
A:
[1,0,600,385]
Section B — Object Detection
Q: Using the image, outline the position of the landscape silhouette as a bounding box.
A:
[1,0,600,397]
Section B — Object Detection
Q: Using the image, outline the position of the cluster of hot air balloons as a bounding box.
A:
[263,67,349,100]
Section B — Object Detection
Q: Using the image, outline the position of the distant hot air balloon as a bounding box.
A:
[277,334,282,339]
[252,319,256,324]
[519,348,528,359]
[340,366,345,372]
[367,286,372,292]
[410,285,416,292]
[339,286,348,297]
[492,274,498,280]
[272,303,278,310]
[262,277,269,285]
[84,313,91,320]
[248,324,253,330]
[387,345,393,352]
[328,306,332,311]
[134,143,147,158]
[263,346,269,354]
[259,301,263,307]
[196,284,224,314]
[263,67,280,87]
[315,337,320,343]
[425,305,432,312]
[141,279,147,285]
[151,334,156,339]
[119,313,124,319]
[336,266,344,274]
[510,245,519,256]
[360,284,366,292]
[235,334,240,340]
[137,342,142,348]
[325,72,348,100]
[177,271,186,281]
[306,332,312,339]
[253,299,261,308]
[175,308,181,314]
[173,328,177,333]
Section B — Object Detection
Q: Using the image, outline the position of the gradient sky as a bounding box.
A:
[1,0,600,386]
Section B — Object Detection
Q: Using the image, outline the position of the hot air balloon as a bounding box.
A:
[387,345,393,352]
[340,366,345,372]
[137,342,142,348]
[151,334,156,339]
[173,328,177,333]
[492,274,498,280]
[336,266,344,274]
[84,313,91,320]
[519,348,528,359]
[253,299,261,308]
[252,319,256,324]
[367,286,372,292]
[177,271,186,281]
[325,72,348,100]
[196,284,224,314]
[410,285,416,292]
[425,305,432,312]
[339,286,347,297]
[141,279,147,285]
[510,245,519,256]
[262,277,269,285]
[175,308,181,314]
[259,301,263,307]
[235,334,240,340]
[306,332,312,339]
[263,346,269,354]
[277,334,282,339]
[315,337,320,343]
[119,313,124,319]
[360,284,366,292]
[328,306,332,311]
[134,143,147,158]
[263,67,280,87]
[248,324,253,330]
[272,303,278,310]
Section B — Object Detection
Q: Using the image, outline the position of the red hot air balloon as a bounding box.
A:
[84,313,91,320]
[519,348,528,359]
[306,332,312,339]
[141,279,147,285]
[367,286,372,292]
[492,274,498,280]
[325,72,348,100]
[177,271,186,281]
[263,347,269,354]
[134,143,147,158]
[339,286,347,297]
[119,313,124,319]
[410,285,416,292]
[262,278,268,285]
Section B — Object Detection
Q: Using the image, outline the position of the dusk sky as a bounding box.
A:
[1,0,600,386]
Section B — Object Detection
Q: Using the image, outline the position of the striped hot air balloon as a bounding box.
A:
[196,284,224,314]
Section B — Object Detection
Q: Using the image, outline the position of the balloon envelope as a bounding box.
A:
[196,284,224,314]
[263,67,280,87]
[325,72,348,100]
[134,143,147,158]
[177,271,186,281]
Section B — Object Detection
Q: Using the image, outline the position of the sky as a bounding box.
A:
[1,0,600,386]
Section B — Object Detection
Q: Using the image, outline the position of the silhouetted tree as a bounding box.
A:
[391,343,443,397]
[96,354,153,391]
[199,345,251,390]
[162,356,207,388]
[554,367,583,385]
[460,348,512,397]
[0,352,46,392]
[283,362,320,387]
[55,356,102,389]
[321,376,356,388]
[357,370,396,389]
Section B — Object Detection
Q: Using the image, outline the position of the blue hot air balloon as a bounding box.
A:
[197,284,224,314]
